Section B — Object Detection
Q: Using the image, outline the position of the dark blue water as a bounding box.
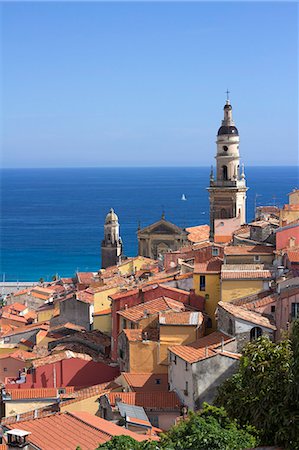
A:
[0,167,297,281]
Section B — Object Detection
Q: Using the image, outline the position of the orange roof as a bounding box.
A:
[159,311,203,326]
[224,245,274,255]
[93,308,112,316]
[169,331,234,364]
[194,257,223,274]
[5,387,74,400]
[0,312,27,323]
[49,322,85,333]
[0,351,35,362]
[186,224,210,243]
[117,297,185,322]
[23,311,37,321]
[221,264,272,280]
[32,350,92,368]
[60,381,118,407]
[0,322,49,338]
[6,411,153,450]
[107,391,181,410]
[13,289,29,297]
[7,302,27,312]
[218,301,276,330]
[122,373,169,392]
[77,272,96,284]
[76,291,94,304]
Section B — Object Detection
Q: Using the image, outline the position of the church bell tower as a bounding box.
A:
[208,95,247,240]
[101,208,123,269]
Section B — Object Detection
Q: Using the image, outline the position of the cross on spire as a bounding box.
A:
[226,89,230,101]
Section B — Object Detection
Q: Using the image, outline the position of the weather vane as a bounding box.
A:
[226,89,230,101]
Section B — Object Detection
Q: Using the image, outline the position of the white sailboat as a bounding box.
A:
[181,194,187,201]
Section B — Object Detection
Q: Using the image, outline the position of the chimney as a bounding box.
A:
[6,429,31,450]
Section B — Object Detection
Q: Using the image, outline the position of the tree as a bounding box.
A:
[96,405,257,450]
[160,404,257,450]
[215,328,299,449]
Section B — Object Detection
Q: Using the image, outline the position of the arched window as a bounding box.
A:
[222,165,228,181]
[250,326,262,341]
[228,319,233,336]
[206,318,212,328]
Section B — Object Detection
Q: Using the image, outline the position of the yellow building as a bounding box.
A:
[36,303,58,323]
[280,189,299,226]
[221,264,273,302]
[93,309,112,335]
[193,258,222,330]
[117,256,157,277]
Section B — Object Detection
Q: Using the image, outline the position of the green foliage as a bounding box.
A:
[215,326,299,449]
[95,405,257,450]
[160,404,257,450]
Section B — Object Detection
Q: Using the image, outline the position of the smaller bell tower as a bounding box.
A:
[101,208,122,269]
[208,94,247,240]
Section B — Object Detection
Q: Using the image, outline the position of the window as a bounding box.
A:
[184,381,189,396]
[271,305,276,313]
[155,378,161,385]
[119,348,124,359]
[223,146,228,152]
[206,318,212,328]
[254,255,261,262]
[250,327,262,341]
[3,368,7,372]
[58,388,66,394]
[212,247,219,256]
[150,415,159,427]
[205,294,209,300]
[222,165,228,181]
[291,303,299,320]
[122,319,127,329]
[173,355,177,365]
[200,275,206,291]
[185,362,189,371]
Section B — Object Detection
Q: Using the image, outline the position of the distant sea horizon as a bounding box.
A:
[1,166,298,282]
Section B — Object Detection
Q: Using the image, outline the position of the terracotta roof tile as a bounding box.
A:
[0,312,27,323]
[221,264,273,280]
[218,301,276,330]
[0,322,49,337]
[194,257,223,274]
[6,302,27,312]
[169,331,234,363]
[186,225,210,243]
[121,373,169,392]
[32,350,92,368]
[6,411,153,450]
[5,387,74,400]
[107,391,181,410]
[159,311,203,326]
[224,245,274,255]
[117,297,185,322]
[93,308,111,316]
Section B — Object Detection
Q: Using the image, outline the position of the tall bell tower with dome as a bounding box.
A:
[101,208,123,269]
[208,95,248,240]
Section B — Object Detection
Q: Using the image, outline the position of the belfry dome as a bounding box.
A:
[217,125,239,136]
[105,208,118,224]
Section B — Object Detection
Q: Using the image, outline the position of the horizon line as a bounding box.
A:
[1,164,298,170]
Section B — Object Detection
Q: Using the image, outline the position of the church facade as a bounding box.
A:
[137,214,188,260]
[101,208,123,269]
[207,98,247,240]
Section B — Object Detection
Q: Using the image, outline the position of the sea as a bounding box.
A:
[0,166,298,282]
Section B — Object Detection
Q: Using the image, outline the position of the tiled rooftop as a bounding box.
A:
[186,225,210,243]
[159,311,203,326]
[0,322,49,338]
[221,264,273,280]
[123,328,159,342]
[32,350,92,368]
[218,301,276,330]
[121,373,169,392]
[117,297,185,322]
[5,387,74,400]
[6,411,153,450]
[107,391,181,410]
[194,257,223,274]
[224,245,274,255]
[169,331,234,364]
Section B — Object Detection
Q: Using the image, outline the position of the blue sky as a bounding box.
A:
[2,2,298,167]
